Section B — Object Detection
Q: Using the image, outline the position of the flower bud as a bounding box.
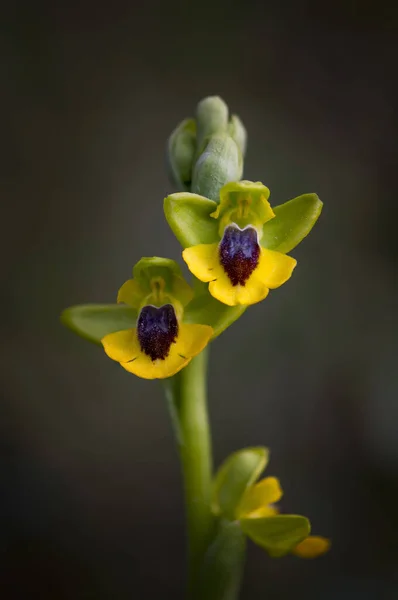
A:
[166,118,196,190]
[196,95,229,153]
[192,135,243,201]
[228,114,247,157]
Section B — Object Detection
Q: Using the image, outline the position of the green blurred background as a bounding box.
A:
[2,1,398,598]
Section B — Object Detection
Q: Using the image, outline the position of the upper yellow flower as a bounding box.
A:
[101,258,213,379]
[182,181,297,306]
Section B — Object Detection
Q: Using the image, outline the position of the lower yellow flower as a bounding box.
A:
[101,260,213,379]
[102,304,212,379]
[183,224,296,306]
[237,476,330,558]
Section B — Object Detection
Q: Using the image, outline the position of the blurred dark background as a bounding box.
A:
[2,1,398,598]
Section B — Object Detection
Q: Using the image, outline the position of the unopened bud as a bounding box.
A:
[166,118,196,190]
[192,135,243,201]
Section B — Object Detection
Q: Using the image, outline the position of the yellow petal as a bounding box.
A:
[237,477,283,518]
[121,347,189,379]
[293,536,331,559]
[208,270,240,306]
[208,269,269,306]
[182,243,220,282]
[257,249,297,289]
[117,279,144,308]
[242,505,279,519]
[234,274,269,305]
[102,329,139,363]
[120,323,213,380]
[177,323,214,357]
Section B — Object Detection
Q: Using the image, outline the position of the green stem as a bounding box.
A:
[164,347,214,594]
[164,104,246,597]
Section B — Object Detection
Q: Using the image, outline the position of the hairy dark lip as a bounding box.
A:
[219,224,260,286]
[137,303,178,361]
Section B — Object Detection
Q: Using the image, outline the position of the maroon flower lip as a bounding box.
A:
[219,225,260,286]
[137,304,178,361]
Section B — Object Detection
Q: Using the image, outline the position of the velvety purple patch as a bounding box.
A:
[137,304,178,361]
[219,225,260,286]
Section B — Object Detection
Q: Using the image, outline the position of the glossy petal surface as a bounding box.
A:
[257,249,297,289]
[102,329,138,363]
[183,243,220,282]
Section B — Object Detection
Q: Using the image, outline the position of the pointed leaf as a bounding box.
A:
[164,192,219,247]
[240,515,310,557]
[212,447,269,520]
[195,520,246,600]
[61,304,137,345]
[261,193,323,254]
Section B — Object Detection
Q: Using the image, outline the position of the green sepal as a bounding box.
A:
[133,256,183,281]
[240,514,310,557]
[212,447,269,521]
[214,180,272,235]
[195,520,246,600]
[61,304,137,345]
[184,290,246,339]
[167,118,196,191]
[132,256,193,307]
[164,192,219,247]
[261,193,323,254]
[192,135,243,202]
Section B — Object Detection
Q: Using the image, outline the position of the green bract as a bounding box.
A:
[240,515,310,557]
[195,520,246,600]
[212,447,269,521]
[183,291,245,338]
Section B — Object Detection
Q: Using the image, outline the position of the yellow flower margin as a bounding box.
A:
[101,277,213,380]
[183,241,297,307]
[237,476,330,559]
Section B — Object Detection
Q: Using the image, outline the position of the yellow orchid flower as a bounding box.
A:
[182,181,297,306]
[237,476,330,559]
[101,258,213,379]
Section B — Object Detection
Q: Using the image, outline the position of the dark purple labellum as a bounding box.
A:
[219,225,260,286]
[137,304,178,361]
